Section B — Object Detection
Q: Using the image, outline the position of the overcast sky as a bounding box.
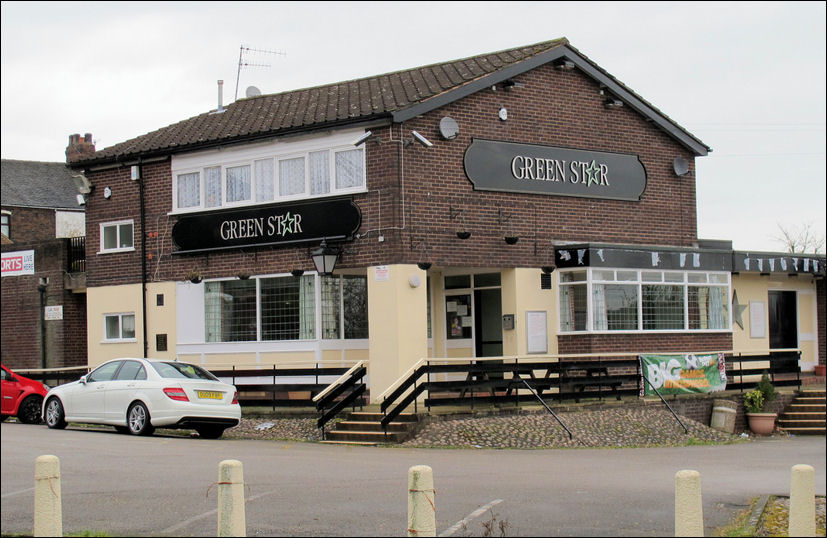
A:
[1,1,824,253]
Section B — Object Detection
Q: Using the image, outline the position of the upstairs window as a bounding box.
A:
[1,211,10,238]
[100,220,134,253]
[173,142,365,212]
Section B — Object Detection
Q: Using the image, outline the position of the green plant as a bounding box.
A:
[756,372,776,406]
[743,389,765,414]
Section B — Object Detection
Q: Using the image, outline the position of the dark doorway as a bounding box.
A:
[768,290,797,349]
[474,288,503,357]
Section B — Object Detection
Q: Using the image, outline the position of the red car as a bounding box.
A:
[1,364,49,424]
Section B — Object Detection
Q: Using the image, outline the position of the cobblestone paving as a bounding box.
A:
[225,406,745,448]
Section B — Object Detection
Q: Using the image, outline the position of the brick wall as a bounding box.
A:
[1,206,55,243]
[558,332,733,355]
[818,277,825,366]
[82,63,700,287]
[1,239,87,369]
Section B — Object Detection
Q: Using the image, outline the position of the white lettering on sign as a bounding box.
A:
[220,212,303,241]
[1,250,35,276]
[511,156,609,187]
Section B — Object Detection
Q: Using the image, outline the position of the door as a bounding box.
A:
[70,360,123,419]
[768,290,797,349]
[474,288,503,357]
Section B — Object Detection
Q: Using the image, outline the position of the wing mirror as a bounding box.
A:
[79,375,88,384]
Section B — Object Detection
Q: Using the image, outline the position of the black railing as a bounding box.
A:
[209,364,359,410]
[725,351,801,391]
[67,236,85,273]
[314,363,367,439]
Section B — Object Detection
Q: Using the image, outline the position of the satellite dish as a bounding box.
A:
[439,116,459,140]
[245,86,262,98]
[673,156,690,177]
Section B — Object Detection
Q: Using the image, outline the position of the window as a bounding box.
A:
[1,212,9,238]
[104,313,136,341]
[100,221,134,252]
[151,361,218,380]
[226,165,251,203]
[203,274,367,342]
[115,360,146,381]
[559,268,730,333]
[205,280,257,342]
[172,142,365,212]
[260,275,315,340]
[88,361,123,382]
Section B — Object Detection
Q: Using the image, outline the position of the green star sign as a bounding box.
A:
[585,160,601,186]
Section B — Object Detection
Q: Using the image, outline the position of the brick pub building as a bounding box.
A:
[66,38,825,399]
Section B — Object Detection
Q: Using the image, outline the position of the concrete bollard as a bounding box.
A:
[407,465,436,537]
[217,459,246,537]
[34,455,62,537]
[674,469,704,537]
[789,464,816,537]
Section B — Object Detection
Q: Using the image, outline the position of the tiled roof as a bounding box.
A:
[73,37,709,166]
[74,39,570,165]
[1,159,81,209]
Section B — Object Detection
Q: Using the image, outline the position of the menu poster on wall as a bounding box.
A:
[526,311,547,354]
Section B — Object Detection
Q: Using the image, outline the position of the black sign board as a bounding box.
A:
[463,139,647,201]
[171,198,361,253]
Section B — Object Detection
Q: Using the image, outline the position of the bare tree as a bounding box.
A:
[774,222,825,254]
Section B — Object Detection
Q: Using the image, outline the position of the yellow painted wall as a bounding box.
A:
[502,268,559,357]
[367,264,428,402]
[86,284,144,368]
[146,282,177,361]
[732,273,820,369]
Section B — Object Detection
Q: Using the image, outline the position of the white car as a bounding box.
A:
[42,358,240,439]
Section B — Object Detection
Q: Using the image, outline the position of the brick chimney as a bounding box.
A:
[65,133,96,164]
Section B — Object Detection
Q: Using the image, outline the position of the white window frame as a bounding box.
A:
[103,312,137,342]
[558,268,731,334]
[170,129,368,214]
[98,220,135,254]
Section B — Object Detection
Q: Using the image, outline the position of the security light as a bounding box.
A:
[410,131,433,148]
[352,131,374,146]
[76,194,86,206]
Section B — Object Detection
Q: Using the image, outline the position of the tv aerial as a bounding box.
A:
[234,45,285,101]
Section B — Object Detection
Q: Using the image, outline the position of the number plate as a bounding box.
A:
[197,391,223,400]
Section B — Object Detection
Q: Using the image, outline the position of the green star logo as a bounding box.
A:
[585,160,601,186]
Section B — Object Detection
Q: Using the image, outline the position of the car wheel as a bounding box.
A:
[196,426,226,439]
[114,426,130,434]
[18,395,44,424]
[44,397,67,429]
[127,402,154,436]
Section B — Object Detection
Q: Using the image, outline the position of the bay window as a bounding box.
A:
[559,268,730,333]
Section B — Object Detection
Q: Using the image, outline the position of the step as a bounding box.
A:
[786,404,826,412]
[319,440,378,446]
[347,412,419,423]
[793,397,827,403]
[335,420,416,433]
[324,430,410,443]
[778,419,827,428]
[779,412,826,421]
[778,427,826,436]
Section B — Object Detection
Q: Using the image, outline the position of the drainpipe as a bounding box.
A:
[37,277,48,369]
[134,164,149,358]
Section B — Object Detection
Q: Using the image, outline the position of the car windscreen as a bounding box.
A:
[150,362,219,381]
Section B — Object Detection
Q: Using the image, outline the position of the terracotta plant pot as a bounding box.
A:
[746,412,777,435]
[814,364,826,377]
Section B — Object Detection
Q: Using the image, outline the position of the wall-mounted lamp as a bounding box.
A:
[311,239,340,276]
[604,98,623,109]
[352,131,382,147]
[403,130,433,148]
[103,186,112,199]
[541,266,556,274]
[130,165,141,181]
[553,59,575,71]
[76,194,87,206]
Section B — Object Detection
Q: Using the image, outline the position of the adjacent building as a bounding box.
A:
[65,38,825,398]
[1,157,88,369]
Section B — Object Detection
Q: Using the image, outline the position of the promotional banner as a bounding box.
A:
[1,250,35,276]
[640,353,727,395]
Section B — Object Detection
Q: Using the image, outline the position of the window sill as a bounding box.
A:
[97,248,136,255]
[101,338,138,344]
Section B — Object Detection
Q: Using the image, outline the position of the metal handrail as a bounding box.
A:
[639,371,689,435]
[518,378,573,440]
[313,360,365,403]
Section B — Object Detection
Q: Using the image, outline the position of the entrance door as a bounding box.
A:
[768,290,797,349]
[474,288,503,357]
